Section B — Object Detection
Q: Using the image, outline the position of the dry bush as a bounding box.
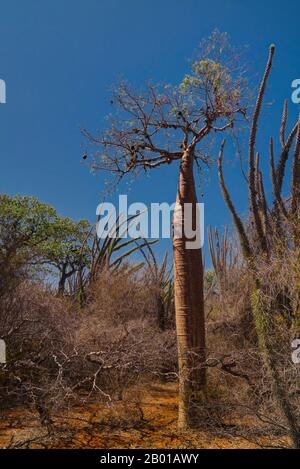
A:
[86,267,155,323]
[0,283,74,421]
[0,267,177,439]
[76,268,177,397]
[251,241,300,421]
[203,225,300,447]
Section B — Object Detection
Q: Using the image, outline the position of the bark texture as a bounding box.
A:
[173,150,205,429]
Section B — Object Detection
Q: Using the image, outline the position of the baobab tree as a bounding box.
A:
[83,31,247,429]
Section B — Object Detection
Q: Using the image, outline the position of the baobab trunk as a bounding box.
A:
[173,149,206,429]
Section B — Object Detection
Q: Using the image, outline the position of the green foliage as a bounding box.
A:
[204,269,216,289]
[179,30,244,118]
[0,194,57,248]
[180,58,241,115]
[0,194,90,290]
[0,194,158,300]
[37,216,90,273]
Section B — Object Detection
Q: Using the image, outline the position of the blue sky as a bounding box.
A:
[0,0,299,262]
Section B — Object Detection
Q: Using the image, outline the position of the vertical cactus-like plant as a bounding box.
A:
[217,44,300,447]
[208,226,239,294]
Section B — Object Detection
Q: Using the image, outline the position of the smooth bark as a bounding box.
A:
[173,149,206,429]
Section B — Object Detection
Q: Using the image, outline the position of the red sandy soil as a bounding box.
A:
[0,382,290,449]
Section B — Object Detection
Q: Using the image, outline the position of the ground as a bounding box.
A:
[0,381,290,449]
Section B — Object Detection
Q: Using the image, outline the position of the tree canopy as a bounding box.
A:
[0,194,90,294]
[82,31,247,187]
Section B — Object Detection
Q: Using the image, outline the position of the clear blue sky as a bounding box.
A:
[0,0,299,262]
